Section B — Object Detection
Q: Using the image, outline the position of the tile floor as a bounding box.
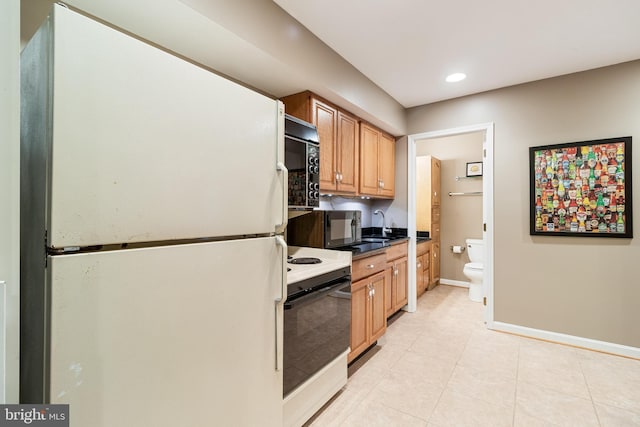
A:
[306,285,640,426]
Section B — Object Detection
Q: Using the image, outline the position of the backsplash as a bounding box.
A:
[362,227,408,238]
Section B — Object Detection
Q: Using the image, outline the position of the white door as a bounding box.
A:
[48,237,285,427]
[47,6,285,249]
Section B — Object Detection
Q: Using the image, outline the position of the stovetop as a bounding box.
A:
[287,246,351,285]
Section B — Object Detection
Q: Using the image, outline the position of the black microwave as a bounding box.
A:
[287,210,362,249]
[284,114,320,209]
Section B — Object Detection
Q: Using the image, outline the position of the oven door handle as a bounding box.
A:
[284,280,351,310]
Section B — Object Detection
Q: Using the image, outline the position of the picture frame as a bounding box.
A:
[529,136,632,238]
[466,161,483,177]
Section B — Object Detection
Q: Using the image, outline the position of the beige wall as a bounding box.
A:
[416,134,484,282]
[408,60,640,348]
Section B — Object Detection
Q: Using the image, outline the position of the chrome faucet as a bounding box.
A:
[374,209,392,236]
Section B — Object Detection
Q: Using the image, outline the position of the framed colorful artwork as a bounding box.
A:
[529,136,632,238]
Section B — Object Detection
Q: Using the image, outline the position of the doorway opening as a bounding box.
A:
[406,123,494,327]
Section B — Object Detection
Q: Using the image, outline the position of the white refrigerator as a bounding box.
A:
[20,5,287,426]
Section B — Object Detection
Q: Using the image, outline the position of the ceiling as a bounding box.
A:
[20,0,640,135]
[273,0,640,108]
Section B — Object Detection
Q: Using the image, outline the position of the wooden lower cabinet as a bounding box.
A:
[348,271,387,363]
[416,241,431,297]
[385,257,408,317]
[429,242,440,290]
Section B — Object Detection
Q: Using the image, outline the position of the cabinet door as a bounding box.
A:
[416,255,424,296]
[394,257,408,310]
[416,157,431,231]
[336,111,359,194]
[378,132,395,198]
[348,278,369,363]
[359,123,380,196]
[311,98,338,192]
[384,267,394,317]
[431,157,441,206]
[430,242,440,289]
[370,271,387,342]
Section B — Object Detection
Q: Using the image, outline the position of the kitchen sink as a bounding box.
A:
[361,237,391,243]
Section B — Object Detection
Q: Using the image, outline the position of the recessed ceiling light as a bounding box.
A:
[446,73,466,83]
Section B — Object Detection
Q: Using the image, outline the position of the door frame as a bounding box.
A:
[406,122,494,327]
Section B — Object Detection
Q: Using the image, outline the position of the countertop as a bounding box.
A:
[343,236,410,260]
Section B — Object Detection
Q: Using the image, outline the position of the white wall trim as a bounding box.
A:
[407,122,494,326]
[439,279,469,288]
[492,321,640,360]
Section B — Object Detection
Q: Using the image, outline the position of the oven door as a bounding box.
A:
[283,277,351,397]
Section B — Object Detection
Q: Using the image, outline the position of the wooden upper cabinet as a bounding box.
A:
[431,157,442,206]
[336,110,359,193]
[359,123,380,196]
[378,132,395,198]
[359,122,395,198]
[416,155,442,232]
[281,91,358,195]
[281,91,396,200]
[311,99,338,191]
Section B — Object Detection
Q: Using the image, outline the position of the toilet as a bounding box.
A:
[463,238,484,302]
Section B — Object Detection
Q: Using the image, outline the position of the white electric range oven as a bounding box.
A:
[283,246,352,427]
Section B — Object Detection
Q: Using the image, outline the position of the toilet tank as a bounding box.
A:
[465,238,484,263]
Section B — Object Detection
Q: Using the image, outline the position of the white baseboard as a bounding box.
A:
[439,278,469,288]
[491,321,640,360]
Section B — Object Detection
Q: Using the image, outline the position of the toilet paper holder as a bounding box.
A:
[451,245,466,253]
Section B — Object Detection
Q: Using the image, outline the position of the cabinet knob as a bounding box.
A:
[417,263,422,268]
[366,264,375,269]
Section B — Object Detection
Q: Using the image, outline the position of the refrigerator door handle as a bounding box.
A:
[275,235,287,371]
[276,161,288,233]
[275,102,288,234]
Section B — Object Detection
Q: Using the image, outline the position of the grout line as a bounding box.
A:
[579,355,603,426]
[512,339,521,426]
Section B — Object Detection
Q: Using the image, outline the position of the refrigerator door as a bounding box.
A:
[46,238,285,427]
[42,6,286,249]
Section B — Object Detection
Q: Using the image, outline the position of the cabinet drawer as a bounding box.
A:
[385,241,408,262]
[416,241,431,256]
[431,223,441,241]
[431,207,441,224]
[352,253,387,282]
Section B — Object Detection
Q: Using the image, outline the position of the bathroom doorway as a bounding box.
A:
[407,123,494,327]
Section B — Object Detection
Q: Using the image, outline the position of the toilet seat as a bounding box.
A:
[464,262,483,270]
